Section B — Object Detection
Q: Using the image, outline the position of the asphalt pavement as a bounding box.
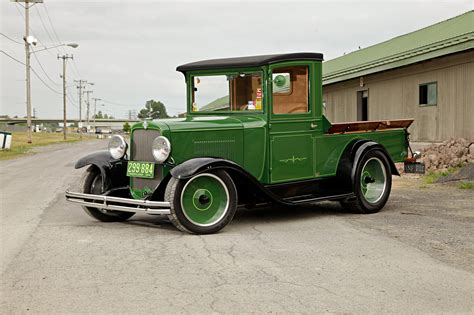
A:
[1,140,473,313]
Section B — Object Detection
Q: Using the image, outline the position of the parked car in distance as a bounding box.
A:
[66,52,419,234]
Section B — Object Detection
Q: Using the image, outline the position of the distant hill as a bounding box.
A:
[200,95,230,111]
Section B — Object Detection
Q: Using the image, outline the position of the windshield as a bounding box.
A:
[192,72,263,112]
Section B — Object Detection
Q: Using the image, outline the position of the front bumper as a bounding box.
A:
[65,190,171,215]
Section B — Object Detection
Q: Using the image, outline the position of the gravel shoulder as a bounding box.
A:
[342,175,474,272]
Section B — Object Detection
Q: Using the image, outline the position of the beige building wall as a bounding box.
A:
[322,50,474,142]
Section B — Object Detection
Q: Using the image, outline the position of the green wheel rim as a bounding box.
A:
[360,157,387,204]
[180,173,229,227]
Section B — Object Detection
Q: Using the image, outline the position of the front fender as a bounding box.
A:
[75,150,128,192]
[75,150,115,170]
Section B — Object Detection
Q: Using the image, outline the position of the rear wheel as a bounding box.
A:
[340,150,392,214]
[165,170,238,234]
[80,166,135,222]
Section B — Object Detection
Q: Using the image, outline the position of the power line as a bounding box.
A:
[30,45,61,86]
[1,50,62,95]
[101,98,135,107]
[66,94,78,109]
[1,49,25,65]
[31,67,62,94]
[42,4,83,78]
[43,5,63,49]
[33,5,62,53]
[13,3,51,53]
[0,33,23,45]
[71,59,82,78]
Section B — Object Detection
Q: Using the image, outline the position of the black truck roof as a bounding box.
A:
[176,52,324,73]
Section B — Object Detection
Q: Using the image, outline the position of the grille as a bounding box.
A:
[131,129,162,191]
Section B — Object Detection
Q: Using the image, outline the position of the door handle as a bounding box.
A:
[310,123,318,129]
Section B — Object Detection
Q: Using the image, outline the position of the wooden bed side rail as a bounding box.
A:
[327,119,414,134]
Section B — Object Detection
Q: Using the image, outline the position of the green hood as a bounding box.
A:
[158,116,245,132]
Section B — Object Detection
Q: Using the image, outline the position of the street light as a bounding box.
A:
[24,40,78,143]
[31,42,79,54]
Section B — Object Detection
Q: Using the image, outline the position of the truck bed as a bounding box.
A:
[327,119,413,134]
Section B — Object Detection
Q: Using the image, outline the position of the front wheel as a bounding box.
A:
[165,170,238,234]
[340,150,392,214]
[79,166,135,222]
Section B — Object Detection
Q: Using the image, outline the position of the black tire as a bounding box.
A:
[80,166,135,222]
[340,149,392,214]
[165,170,238,234]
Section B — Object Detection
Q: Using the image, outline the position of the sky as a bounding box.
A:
[1,0,472,118]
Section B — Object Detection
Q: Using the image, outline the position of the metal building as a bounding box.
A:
[322,11,473,142]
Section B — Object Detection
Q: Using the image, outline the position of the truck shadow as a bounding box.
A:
[122,201,352,231]
[232,201,351,226]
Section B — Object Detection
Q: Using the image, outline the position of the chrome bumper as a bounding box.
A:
[65,190,171,215]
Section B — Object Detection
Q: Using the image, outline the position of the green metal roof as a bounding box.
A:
[322,11,474,85]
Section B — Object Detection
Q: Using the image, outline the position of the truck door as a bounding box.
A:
[268,63,321,184]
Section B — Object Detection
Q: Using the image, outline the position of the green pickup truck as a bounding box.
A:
[66,53,417,234]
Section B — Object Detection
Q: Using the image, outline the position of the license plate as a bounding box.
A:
[404,162,426,174]
[127,161,155,178]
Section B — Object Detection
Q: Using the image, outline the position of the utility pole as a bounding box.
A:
[83,90,93,132]
[58,54,73,140]
[13,0,43,143]
[74,80,93,138]
[92,97,101,132]
[74,80,85,139]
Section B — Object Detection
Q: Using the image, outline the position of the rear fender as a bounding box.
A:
[336,140,399,191]
[75,150,128,192]
[351,142,400,182]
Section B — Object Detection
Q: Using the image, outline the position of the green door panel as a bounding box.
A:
[268,61,320,184]
[270,133,315,183]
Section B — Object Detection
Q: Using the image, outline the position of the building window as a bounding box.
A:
[419,82,437,106]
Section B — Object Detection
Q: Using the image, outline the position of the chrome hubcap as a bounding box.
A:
[360,157,387,203]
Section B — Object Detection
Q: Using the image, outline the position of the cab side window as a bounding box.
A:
[272,66,309,114]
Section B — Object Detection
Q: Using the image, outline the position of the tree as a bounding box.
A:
[94,111,114,119]
[123,122,131,133]
[138,100,169,119]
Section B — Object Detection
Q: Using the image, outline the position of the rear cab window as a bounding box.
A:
[272,66,309,114]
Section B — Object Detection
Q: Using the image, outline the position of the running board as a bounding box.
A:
[65,190,171,215]
[283,192,355,205]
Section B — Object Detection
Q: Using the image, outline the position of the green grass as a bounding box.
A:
[458,182,474,190]
[422,167,458,185]
[0,132,93,161]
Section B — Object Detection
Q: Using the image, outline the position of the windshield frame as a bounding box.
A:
[186,67,266,115]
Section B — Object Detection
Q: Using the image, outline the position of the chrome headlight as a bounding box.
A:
[152,136,171,163]
[108,135,127,159]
